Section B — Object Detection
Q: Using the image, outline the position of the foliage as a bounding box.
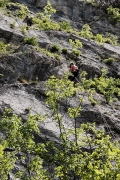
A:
[69,39,82,59]
[0,0,9,7]
[41,48,55,58]
[93,68,120,103]
[23,37,38,46]
[41,47,61,60]
[33,16,60,30]
[103,57,115,65]
[50,44,61,53]
[107,6,120,24]
[62,48,68,55]
[45,75,120,179]
[34,1,57,31]
[6,2,30,19]
[53,53,61,60]
[43,0,56,20]
[93,34,103,44]
[0,146,16,179]
[103,32,118,45]
[79,24,93,39]
[18,77,28,84]
[0,74,120,179]
[59,21,72,31]
[72,49,81,57]
[80,69,120,103]
[91,32,118,45]
[88,89,98,106]
[0,108,49,179]
[0,41,10,56]
[45,75,77,113]
[20,25,27,34]
[0,1,120,179]
[69,39,82,49]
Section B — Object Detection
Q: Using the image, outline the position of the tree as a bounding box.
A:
[45,75,120,180]
[0,74,120,179]
[0,108,49,179]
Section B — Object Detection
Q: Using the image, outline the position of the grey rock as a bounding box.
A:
[0,0,120,168]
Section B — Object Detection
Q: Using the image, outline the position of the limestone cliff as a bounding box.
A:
[0,1,120,177]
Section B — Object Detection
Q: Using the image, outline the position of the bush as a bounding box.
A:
[59,21,72,31]
[93,34,103,44]
[20,25,27,35]
[69,39,82,49]
[53,53,61,60]
[72,49,81,57]
[0,41,9,55]
[79,24,93,39]
[43,1,56,19]
[35,18,60,30]
[107,6,120,24]
[6,2,30,19]
[41,48,53,58]
[103,57,115,65]
[62,48,68,55]
[23,37,38,46]
[103,32,118,45]
[0,0,9,7]
[50,44,61,53]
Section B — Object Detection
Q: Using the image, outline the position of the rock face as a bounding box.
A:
[0,0,120,143]
[0,2,120,178]
[11,0,120,41]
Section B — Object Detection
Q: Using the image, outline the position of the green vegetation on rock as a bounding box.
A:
[0,74,120,179]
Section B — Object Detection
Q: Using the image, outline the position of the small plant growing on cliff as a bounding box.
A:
[72,49,81,57]
[103,32,118,45]
[18,77,28,84]
[50,44,61,53]
[10,21,16,29]
[103,57,115,65]
[7,2,30,19]
[23,37,38,46]
[62,48,68,55]
[94,68,120,103]
[93,34,103,44]
[0,41,10,56]
[0,0,9,7]
[43,0,56,19]
[69,39,82,58]
[107,6,120,24]
[79,24,93,39]
[53,53,61,60]
[88,89,98,106]
[41,48,54,58]
[69,39,82,49]
[20,25,27,34]
[59,21,72,32]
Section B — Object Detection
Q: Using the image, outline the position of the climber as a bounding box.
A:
[68,62,79,81]
[23,15,33,26]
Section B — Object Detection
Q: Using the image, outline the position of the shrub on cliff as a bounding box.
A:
[23,37,38,46]
[0,0,9,7]
[0,74,120,179]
